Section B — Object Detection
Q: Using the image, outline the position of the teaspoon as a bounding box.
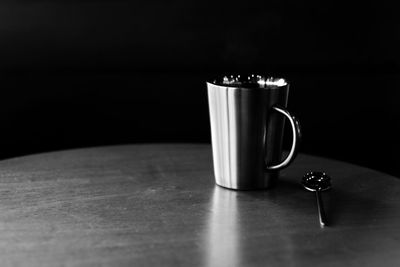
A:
[302,171,332,227]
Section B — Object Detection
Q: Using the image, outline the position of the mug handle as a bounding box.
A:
[265,105,302,171]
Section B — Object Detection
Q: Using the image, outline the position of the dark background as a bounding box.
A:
[1,1,399,175]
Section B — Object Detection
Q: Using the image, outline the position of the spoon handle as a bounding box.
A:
[315,190,327,227]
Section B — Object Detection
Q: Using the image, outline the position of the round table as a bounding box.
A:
[0,144,399,266]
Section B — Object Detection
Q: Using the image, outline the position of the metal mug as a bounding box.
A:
[207,74,301,190]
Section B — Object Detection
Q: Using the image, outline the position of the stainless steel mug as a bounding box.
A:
[207,75,301,190]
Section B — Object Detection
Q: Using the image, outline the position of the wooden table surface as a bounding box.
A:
[1,144,400,266]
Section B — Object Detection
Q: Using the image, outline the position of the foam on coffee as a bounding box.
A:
[214,75,287,88]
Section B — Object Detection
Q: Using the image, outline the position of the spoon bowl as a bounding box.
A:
[302,171,332,192]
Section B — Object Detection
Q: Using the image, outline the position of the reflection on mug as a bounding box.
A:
[207,75,301,190]
[204,187,242,267]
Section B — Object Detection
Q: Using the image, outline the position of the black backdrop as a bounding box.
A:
[1,1,399,175]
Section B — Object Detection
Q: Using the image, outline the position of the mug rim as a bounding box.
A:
[207,74,289,89]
